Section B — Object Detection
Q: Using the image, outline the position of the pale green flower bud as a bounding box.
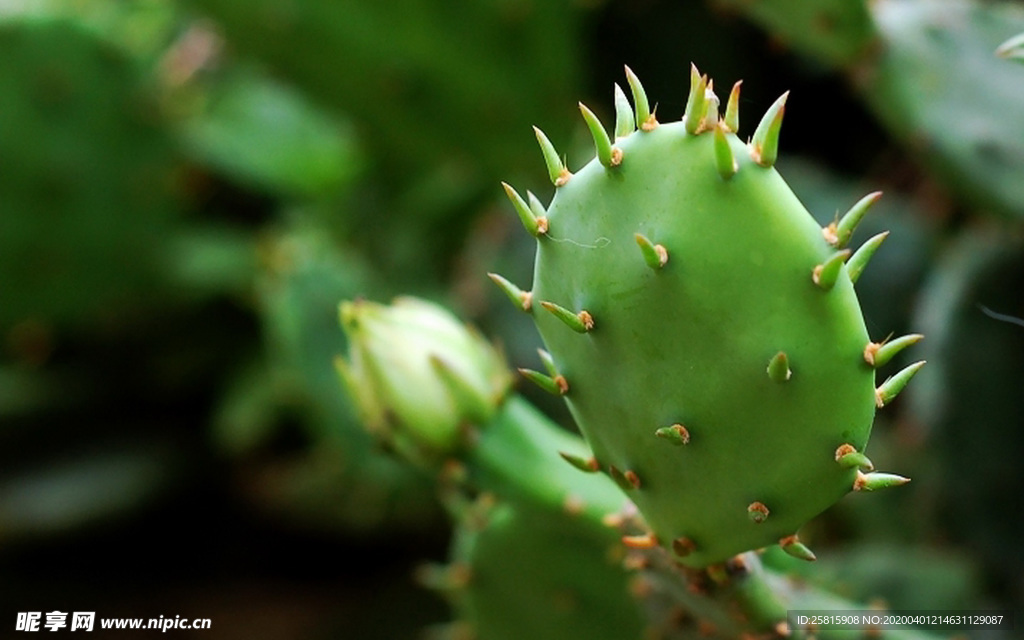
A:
[337,297,512,458]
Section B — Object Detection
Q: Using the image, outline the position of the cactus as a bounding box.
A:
[339,296,949,638]
[339,297,646,639]
[494,66,922,568]
[426,501,645,640]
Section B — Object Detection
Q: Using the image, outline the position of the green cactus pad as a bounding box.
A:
[506,68,911,567]
[444,502,644,640]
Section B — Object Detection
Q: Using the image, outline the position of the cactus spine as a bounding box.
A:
[495,66,922,568]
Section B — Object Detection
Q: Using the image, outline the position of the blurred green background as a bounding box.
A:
[0,0,1021,637]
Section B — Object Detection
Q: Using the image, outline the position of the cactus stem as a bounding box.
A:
[823,191,883,248]
[624,65,652,131]
[635,233,669,269]
[487,272,532,312]
[713,125,737,180]
[518,367,568,396]
[779,534,816,561]
[864,333,924,368]
[724,80,742,133]
[559,451,600,473]
[622,532,659,549]
[812,249,852,291]
[533,126,571,186]
[501,182,547,237]
[747,501,770,524]
[540,301,594,333]
[847,231,890,284]
[655,423,691,445]
[854,470,911,492]
[835,444,874,471]
[579,102,621,168]
[875,360,926,408]
[613,83,636,139]
[766,351,792,382]
[684,64,709,135]
[749,92,789,167]
[609,465,641,491]
[672,536,697,558]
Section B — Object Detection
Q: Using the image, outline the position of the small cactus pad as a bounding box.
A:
[503,66,920,567]
[447,502,645,640]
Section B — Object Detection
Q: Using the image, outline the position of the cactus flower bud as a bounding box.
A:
[338,297,511,458]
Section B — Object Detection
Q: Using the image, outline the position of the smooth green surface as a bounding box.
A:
[532,120,876,566]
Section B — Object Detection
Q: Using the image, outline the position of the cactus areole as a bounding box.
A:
[495,65,921,568]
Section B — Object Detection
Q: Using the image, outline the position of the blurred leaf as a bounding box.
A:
[910,226,1024,580]
[188,0,582,176]
[0,444,179,540]
[161,225,259,298]
[0,17,182,329]
[178,67,363,199]
[712,0,876,68]
[862,0,1024,218]
[0,0,181,60]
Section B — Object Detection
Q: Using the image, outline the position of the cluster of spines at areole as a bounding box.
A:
[488,64,925,562]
